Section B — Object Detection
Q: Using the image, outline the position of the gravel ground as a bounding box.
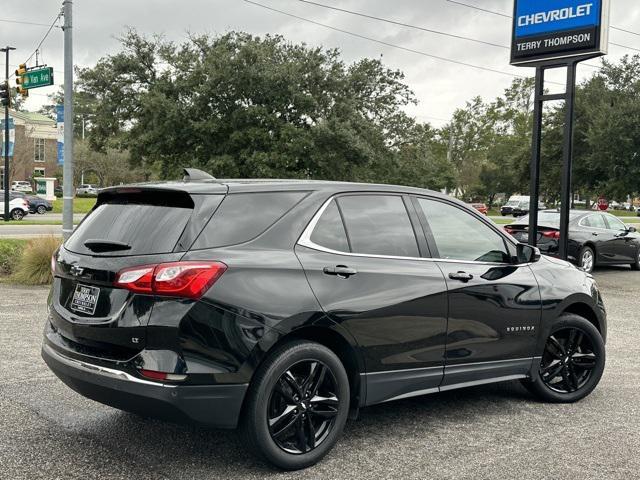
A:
[1,268,638,479]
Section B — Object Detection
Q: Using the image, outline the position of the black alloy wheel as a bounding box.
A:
[540,328,597,394]
[268,360,339,454]
[240,340,349,470]
[523,314,605,403]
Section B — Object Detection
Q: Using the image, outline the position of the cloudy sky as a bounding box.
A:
[2,0,640,126]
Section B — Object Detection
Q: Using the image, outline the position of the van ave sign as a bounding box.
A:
[20,67,54,89]
[511,0,610,65]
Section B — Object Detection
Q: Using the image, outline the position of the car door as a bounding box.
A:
[412,196,542,389]
[295,193,448,405]
[582,214,617,264]
[603,214,638,263]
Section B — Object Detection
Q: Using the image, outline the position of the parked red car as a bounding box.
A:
[471,203,488,215]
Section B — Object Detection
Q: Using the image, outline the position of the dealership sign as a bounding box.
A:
[511,0,610,65]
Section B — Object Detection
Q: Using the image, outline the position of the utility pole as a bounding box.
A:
[62,0,74,238]
[1,46,16,222]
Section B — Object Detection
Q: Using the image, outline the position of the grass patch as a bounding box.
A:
[0,239,27,277]
[10,237,62,285]
[52,197,96,214]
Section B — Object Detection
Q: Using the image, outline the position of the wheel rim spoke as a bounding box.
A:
[295,416,308,453]
[275,378,296,403]
[547,336,566,358]
[541,360,563,380]
[305,415,316,449]
[571,352,597,370]
[269,405,298,438]
[283,370,303,398]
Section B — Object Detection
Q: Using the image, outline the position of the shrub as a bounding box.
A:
[0,239,26,276]
[11,237,62,285]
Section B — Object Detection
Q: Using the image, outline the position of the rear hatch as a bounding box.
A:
[49,186,225,361]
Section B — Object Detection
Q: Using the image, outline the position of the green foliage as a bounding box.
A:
[0,239,26,277]
[11,237,61,285]
[76,30,417,182]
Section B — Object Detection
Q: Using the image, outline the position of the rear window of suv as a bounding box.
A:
[192,191,308,249]
[65,190,195,256]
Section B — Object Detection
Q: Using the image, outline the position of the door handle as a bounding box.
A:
[323,265,358,278]
[592,232,599,236]
[449,271,474,282]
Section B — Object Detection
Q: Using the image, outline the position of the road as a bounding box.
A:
[1,268,639,479]
[0,224,65,238]
[22,213,86,223]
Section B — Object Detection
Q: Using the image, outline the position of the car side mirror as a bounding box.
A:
[516,243,541,264]
[628,226,637,233]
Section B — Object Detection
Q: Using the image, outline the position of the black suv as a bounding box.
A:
[43,176,607,470]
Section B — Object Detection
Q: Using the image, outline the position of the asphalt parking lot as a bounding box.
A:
[1,268,639,480]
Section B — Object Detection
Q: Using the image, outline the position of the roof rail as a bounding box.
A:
[183,168,216,182]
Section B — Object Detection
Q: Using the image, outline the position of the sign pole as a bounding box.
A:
[62,0,74,239]
[2,46,16,222]
[527,66,544,247]
[558,60,578,260]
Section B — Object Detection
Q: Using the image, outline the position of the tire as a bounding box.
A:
[10,208,24,221]
[630,248,640,271]
[37,205,47,214]
[578,245,595,273]
[240,340,350,470]
[523,314,605,403]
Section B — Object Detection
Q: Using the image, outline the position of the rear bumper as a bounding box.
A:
[41,343,248,429]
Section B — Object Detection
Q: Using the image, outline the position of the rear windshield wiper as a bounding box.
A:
[83,239,132,252]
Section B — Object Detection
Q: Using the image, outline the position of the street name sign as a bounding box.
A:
[511,0,610,65]
[20,67,54,89]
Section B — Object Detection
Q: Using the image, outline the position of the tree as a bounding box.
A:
[75,30,419,182]
[74,139,148,186]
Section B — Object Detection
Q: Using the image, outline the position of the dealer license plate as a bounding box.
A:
[70,284,100,315]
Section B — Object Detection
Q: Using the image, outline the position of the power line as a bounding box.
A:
[0,17,59,28]
[243,0,543,84]
[10,8,63,79]
[295,0,601,71]
[446,0,640,52]
[296,0,507,49]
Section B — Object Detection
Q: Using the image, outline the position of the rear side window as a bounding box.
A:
[193,191,307,249]
[337,195,419,257]
[66,202,192,256]
[310,200,350,252]
[583,214,607,229]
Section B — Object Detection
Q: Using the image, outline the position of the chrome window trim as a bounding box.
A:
[579,213,618,232]
[297,195,516,267]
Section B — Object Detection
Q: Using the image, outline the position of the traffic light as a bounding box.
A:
[15,63,26,78]
[15,64,28,98]
[0,82,10,107]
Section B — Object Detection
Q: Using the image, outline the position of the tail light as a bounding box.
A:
[542,230,561,239]
[504,226,514,235]
[114,261,227,299]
